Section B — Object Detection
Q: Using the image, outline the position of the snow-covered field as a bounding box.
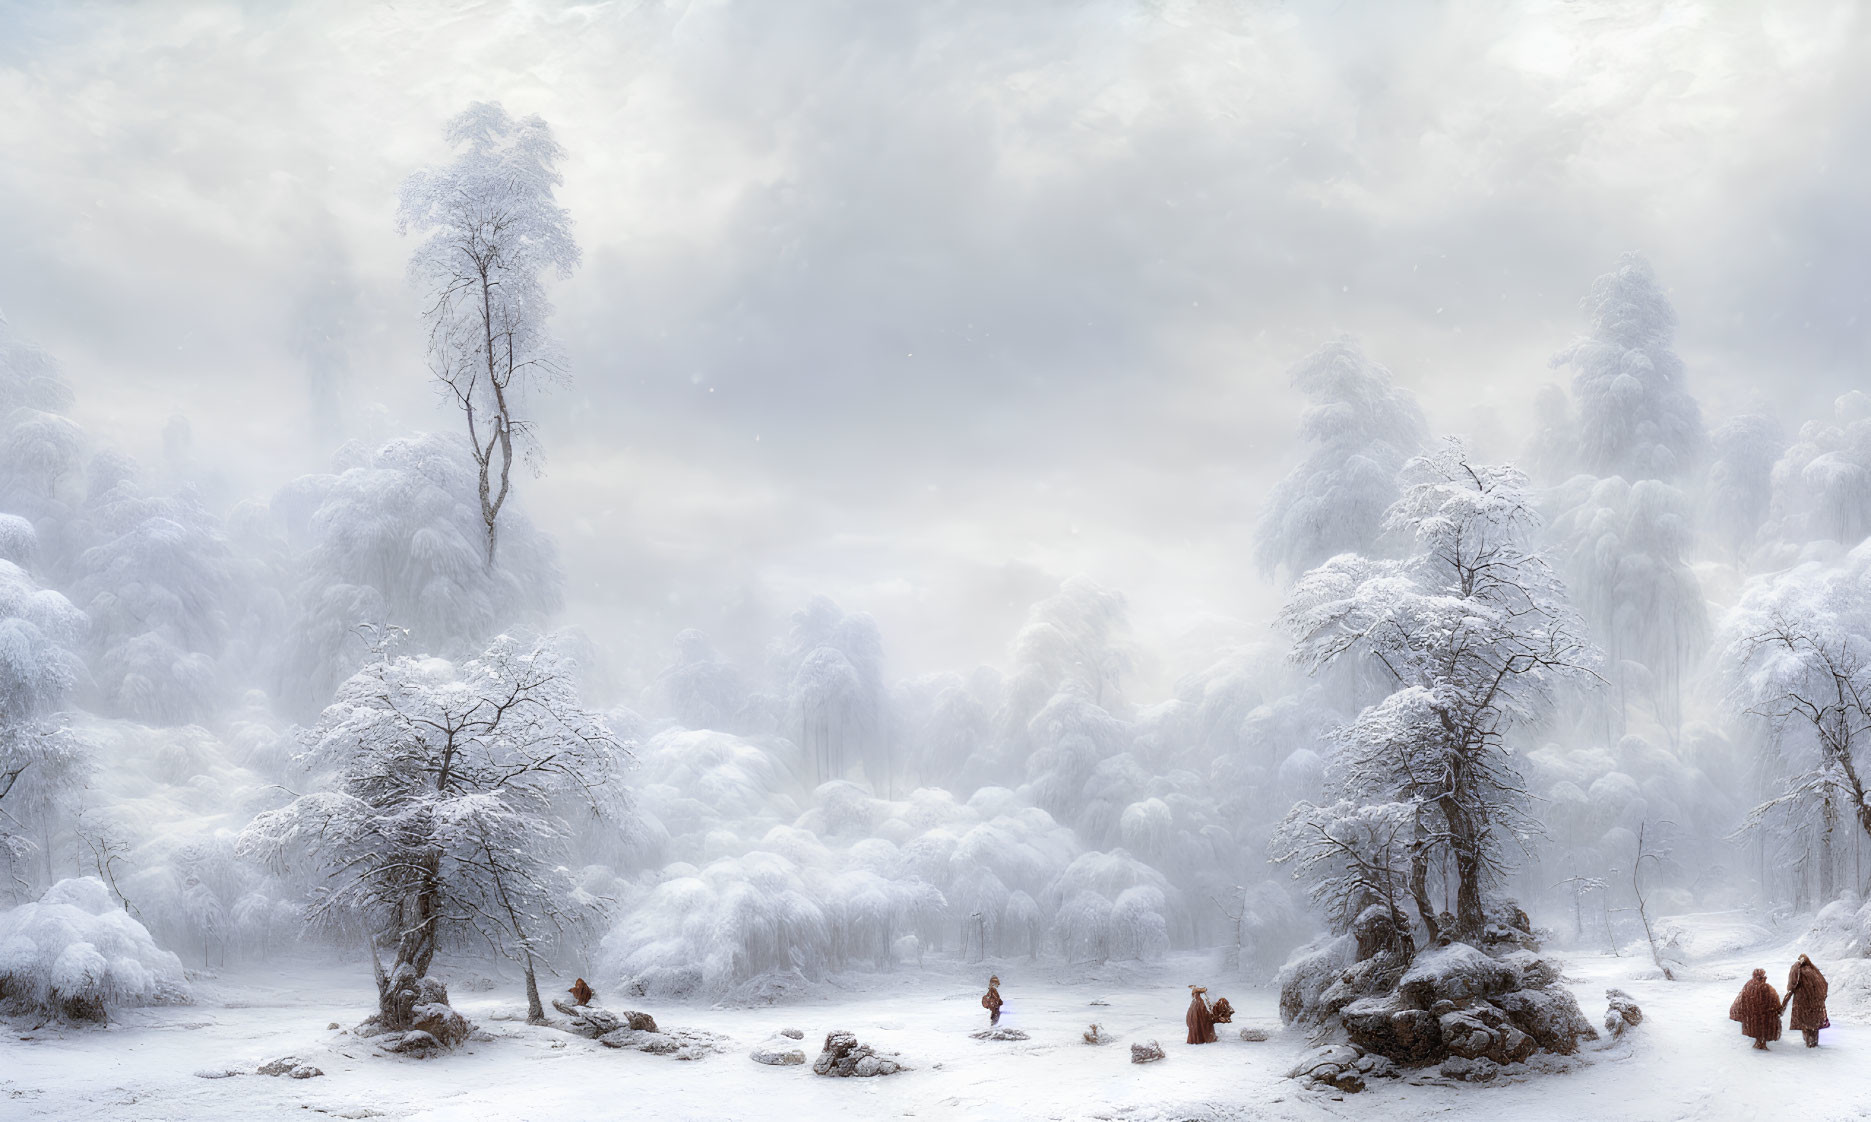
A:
[4,929,1866,1122]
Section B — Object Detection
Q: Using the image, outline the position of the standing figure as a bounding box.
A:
[1782,954,1830,1048]
[1728,968,1782,1050]
[982,975,1004,1026]
[1185,985,1217,1044]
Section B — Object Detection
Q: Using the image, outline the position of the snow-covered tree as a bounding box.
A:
[1548,474,1708,742]
[68,456,232,724]
[0,553,87,893]
[273,432,561,719]
[773,598,889,790]
[1721,541,1871,899]
[1704,410,1789,564]
[1551,253,1704,483]
[642,629,749,732]
[1280,441,1599,940]
[1271,799,1416,958]
[240,632,624,1027]
[397,102,581,568]
[1255,337,1428,582]
[1765,391,1871,553]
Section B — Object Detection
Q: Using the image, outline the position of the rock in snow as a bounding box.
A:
[552,997,658,1037]
[750,1039,808,1066]
[969,1027,1030,1041]
[812,1030,907,1077]
[1129,1040,1165,1064]
[1604,988,1644,1037]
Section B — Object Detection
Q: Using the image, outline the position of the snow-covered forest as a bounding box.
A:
[3,2,1870,1120]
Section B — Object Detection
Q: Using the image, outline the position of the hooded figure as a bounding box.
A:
[567,978,595,1006]
[1729,968,1782,1050]
[1782,955,1830,1048]
[982,975,1003,1025]
[1185,985,1217,1044]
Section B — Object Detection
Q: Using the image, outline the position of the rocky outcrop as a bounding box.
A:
[1285,935,1598,1091]
[970,1027,1029,1041]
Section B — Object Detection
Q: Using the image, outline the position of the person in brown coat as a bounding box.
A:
[1729,968,1782,1050]
[567,978,595,1006]
[1185,985,1218,1044]
[1210,996,1234,1024]
[982,975,1003,1026]
[1781,954,1830,1048]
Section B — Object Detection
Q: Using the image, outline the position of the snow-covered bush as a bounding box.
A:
[0,876,187,1021]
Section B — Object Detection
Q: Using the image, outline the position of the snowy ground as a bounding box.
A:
[3,925,1867,1122]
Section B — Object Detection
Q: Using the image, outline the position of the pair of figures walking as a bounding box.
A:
[1730,955,1830,1050]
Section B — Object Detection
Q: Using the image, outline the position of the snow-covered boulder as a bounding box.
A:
[1287,1043,1366,1092]
[1129,1040,1165,1063]
[1491,987,1596,1055]
[600,1025,725,1060]
[813,1029,906,1076]
[970,1027,1029,1040]
[0,877,187,1022]
[552,997,657,1037]
[1397,943,1519,1008]
[1277,932,1357,1026]
[751,1037,807,1065]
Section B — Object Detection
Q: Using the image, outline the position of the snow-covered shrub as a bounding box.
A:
[0,876,187,1020]
[1802,892,1871,958]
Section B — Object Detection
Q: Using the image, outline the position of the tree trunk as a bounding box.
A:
[522,952,545,1025]
[1409,838,1440,945]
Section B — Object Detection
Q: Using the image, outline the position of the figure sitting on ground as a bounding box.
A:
[1729,968,1782,1051]
[1210,996,1233,1024]
[567,978,595,1006]
[1185,985,1217,1044]
[1782,954,1829,1049]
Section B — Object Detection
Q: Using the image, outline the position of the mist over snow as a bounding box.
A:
[3,2,1871,1119]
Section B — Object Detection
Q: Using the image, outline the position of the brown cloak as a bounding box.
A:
[1185,992,1217,1044]
[1786,959,1830,1033]
[1210,997,1234,1024]
[982,986,1003,1014]
[1729,973,1782,1042]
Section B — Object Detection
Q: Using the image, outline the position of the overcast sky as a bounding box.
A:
[2,0,1867,691]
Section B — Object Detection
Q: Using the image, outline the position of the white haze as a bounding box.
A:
[5,0,1871,1060]
[2,0,1868,686]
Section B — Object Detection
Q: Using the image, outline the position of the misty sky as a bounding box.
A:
[2,0,1867,692]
